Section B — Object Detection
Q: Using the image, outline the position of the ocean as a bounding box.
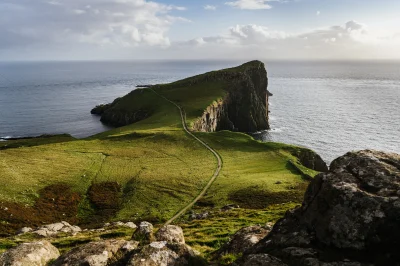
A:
[0,60,399,163]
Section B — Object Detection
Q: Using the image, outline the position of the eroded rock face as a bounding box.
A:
[192,61,270,133]
[238,150,400,266]
[156,225,185,244]
[0,241,60,266]
[52,239,138,266]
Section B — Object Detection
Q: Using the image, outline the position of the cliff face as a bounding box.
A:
[91,90,153,127]
[192,61,270,133]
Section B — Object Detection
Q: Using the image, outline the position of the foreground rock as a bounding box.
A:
[52,239,138,266]
[0,241,60,266]
[132,221,155,244]
[216,224,272,258]
[156,225,185,244]
[236,150,400,266]
[128,241,205,266]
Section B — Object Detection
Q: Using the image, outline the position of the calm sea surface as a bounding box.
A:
[0,60,399,163]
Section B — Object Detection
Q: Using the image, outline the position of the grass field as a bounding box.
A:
[0,61,323,257]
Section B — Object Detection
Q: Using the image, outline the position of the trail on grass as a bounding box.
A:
[148,89,222,225]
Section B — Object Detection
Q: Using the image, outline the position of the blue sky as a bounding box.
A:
[1,0,399,60]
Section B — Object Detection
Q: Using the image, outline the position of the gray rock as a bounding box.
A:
[32,221,82,237]
[17,227,33,235]
[127,241,205,266]
[217,225,270,257]
[238,150,400,266]
[52,239,138,266]
[239,254,287,266]
[189,212,209,220]
[125,222,137,229]
[156,225,185,244]
[221,204,240,211]
[132,221,155,244]
[0,241,60,266]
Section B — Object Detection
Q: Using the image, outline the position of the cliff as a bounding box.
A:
[190,60,270,132]
[92,60,270,133]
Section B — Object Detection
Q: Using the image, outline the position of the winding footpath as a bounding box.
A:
[148,89,223,225]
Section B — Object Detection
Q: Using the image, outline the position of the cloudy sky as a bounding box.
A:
[1,0,400,60]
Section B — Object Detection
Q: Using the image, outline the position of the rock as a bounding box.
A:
[156,225,185,244]
[221,204,240,211]
[0,241,60,266]
[91,103,112,115]
[125,222,137,229]
[132,221,155,244]
[189,212,209,220]
[109,221,137,229]
[17,227,33,235]
[234,254,287,266]
[217,225,271,257]
[52,239,138,266]
[292,149,328,172]
[32,221,82,237]
[127,241,205,266]
[237,150,400,266]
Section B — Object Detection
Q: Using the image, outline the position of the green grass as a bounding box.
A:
[178,203,298,258]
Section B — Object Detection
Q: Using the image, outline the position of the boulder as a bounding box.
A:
[217,225,271,257]
[132,221,155,244]
[156,225,185,244]
[127,241,205,266]
[17,227,33,235]
[234,254,286,266]
[238,150,400,266]
[32,221,81,237]
[0,241,60,266]
[189,212,209,220]
[52,239,138,266]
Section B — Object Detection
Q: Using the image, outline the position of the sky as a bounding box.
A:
[1,0,400,61]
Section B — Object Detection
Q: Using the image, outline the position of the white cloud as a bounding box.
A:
[316,11,320,16]
[0,0,188,49]
[73,9,86,15]
[225,0,274,10]
[176,20,400,60]
[204,5,217,10]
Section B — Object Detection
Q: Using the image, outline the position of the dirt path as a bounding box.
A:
[149,89,222,225]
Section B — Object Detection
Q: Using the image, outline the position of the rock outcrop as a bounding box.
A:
[216,224,272,258]
[235,150,400,266]
[2,223,204,266]
[0,241,60,266]
[52,239,138,266]
[292,149,328,172]
[31,221,82,237]
[155,225,186,245]
[132,221,155,244]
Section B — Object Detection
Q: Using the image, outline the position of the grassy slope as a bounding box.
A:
[0,62,321,257]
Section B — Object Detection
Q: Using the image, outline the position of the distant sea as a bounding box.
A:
[0,60,399,163]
